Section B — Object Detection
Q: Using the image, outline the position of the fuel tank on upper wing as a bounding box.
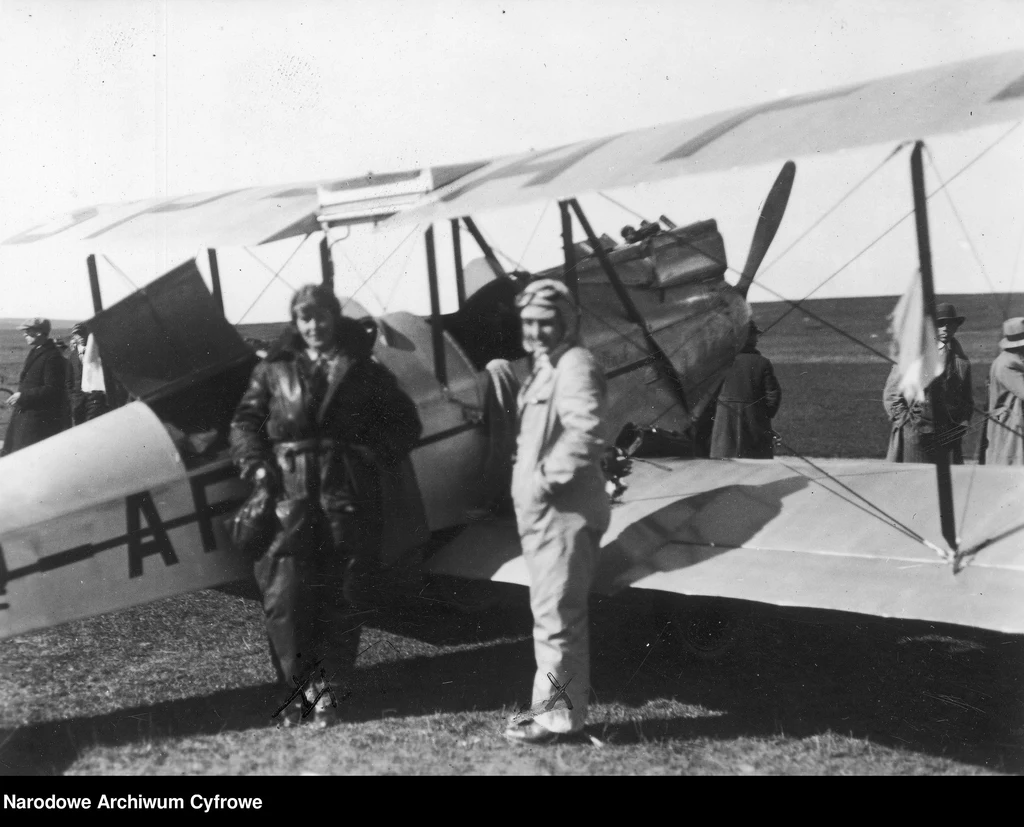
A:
[535,220,751,443]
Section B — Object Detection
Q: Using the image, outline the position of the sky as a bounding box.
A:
[1,0,1023,322]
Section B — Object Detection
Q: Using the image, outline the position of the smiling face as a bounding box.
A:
[520,304,565,357]
[294,303,337,353]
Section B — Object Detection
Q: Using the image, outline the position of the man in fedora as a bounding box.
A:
[983,317,1024,465]
[883,302,974,464]
[1,317,69,457]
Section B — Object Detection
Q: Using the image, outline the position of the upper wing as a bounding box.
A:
[389,49,1024,227]
[4,51,1023,251]
[0,165,482,250]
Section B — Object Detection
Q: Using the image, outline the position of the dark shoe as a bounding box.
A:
[503,720,586,746]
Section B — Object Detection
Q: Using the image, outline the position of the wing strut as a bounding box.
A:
[319,236,335,289]
[87,254,103,313]
[451,218,467,308]
[424,225,447,386]
[461,217,508,279]
[564,198,690,417]
[910,141,958,553]
[207,249,225,315]
[559,201,578,300]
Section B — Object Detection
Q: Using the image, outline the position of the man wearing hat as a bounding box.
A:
[504,278,610,746]
[1,318,69,456]
[709,319,782,459]
[983,317,1024,465]
[883,302,974,464]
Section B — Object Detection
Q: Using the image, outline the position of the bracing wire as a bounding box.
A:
[589,148,907,367]
[598,191,647,222]
[518,202,550,266]
[772,450,955,561]
[100,255,139,291]
[923,145,1007,319]
[380,230,427,311]
[235,233,312,324]
[764,121,1024,334]
[333,242,385,312]
[757,143,909,279]
[243,236,309,290]
[339,223,423,313]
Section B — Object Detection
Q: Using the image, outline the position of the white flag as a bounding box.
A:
[80,334,106,393]
[888,271,942,403]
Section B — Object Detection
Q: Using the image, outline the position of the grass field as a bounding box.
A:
[1,295,1022,776]
[2,585,1022,776]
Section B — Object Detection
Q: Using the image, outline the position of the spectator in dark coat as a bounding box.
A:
[709,320,782,459]
[1,318,69,456]
[883,302,973,464]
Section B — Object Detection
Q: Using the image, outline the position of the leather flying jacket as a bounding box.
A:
[230,326,422,496]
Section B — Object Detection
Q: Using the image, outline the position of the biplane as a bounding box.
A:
[2,49,1024,645]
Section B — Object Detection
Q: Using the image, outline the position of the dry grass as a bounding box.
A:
[1,583,1021,776]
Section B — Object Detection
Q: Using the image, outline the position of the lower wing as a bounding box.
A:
[427,457,1024,634]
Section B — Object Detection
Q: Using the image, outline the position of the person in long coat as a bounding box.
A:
[230,284,422,728]
[504,279,610,746]
[884,302,973,464]
[984,317,1024,465]
[1,317,68,457]
[709,320,782,459]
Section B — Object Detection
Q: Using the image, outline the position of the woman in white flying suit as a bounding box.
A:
[504,279,610,746]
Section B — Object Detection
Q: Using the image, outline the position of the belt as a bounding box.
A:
[274,439,335,475]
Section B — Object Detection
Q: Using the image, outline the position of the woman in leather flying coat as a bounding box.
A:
[230,284,421,728]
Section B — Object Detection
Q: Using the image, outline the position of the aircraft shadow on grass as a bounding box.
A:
[2,598,1022,774]
[2,479,1021,774]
